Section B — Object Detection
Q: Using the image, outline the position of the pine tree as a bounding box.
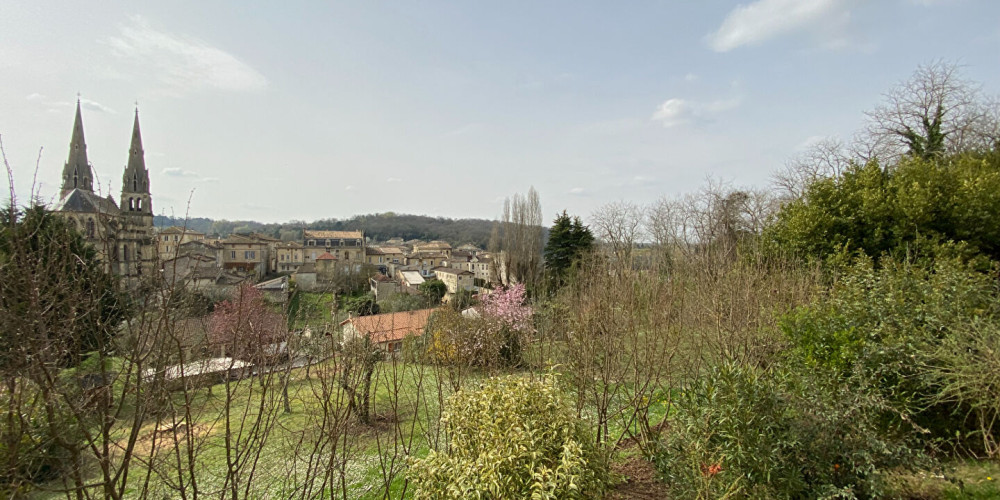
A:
[543,211,594,288]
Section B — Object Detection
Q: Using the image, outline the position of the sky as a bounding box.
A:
[1,0,999,224]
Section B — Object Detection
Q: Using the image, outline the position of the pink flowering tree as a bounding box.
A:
[209,283,287,362]
[478,283,533,366]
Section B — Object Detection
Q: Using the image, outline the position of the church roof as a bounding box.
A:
[54,188,120,215]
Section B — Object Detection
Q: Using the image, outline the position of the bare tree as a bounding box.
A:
[864,61,1000,162]
[590,201,644,269]
[773,137,853,199]
[491,187,543,289]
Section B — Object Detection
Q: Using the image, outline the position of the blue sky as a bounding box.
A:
[1,0,998,223]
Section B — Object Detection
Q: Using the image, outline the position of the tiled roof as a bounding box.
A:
[316,252,337,261]
[340,309,435,344]
[304,230,363,239]
[222,234,262,245]
[159,226,204,235]
[433,266,473,275]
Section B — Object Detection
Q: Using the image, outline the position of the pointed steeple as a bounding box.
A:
[126,107,146,178]
[120,106,153,219]
[61,98,94,197]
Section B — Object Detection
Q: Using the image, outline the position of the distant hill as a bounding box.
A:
[154,212,498,248]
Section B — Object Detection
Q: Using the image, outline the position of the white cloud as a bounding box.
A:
[706,0,852,52]
[651,97,740,127]
[27,93,116,114]
[684,73,699,82]
[345,185,356,191]
[162,167,218,183]
[386,177,402,183]
[162,167,196,177]
[569,187,586,195]
[106,15,267,94]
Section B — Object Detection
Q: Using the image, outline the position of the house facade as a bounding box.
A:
[275,241,304,274]
[222,234,270,277]
[157,226,206,261]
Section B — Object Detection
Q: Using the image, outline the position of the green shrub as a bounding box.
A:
[781,256,999,447]
[0,382,81,496]
[408,374,609,499]
[655,362,921,499]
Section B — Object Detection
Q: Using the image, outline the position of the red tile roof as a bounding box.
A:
[316,252,337,260]
[340,309,434,344]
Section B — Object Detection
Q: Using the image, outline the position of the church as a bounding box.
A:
[54,99,157,279]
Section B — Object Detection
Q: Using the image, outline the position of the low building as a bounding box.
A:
[397,269,426,290]
[293,263,318,291]
[254,275,289,303]
[315,251,338,280]
[433,267,474,300]
[369,274,399,302]
[340,308,435,353]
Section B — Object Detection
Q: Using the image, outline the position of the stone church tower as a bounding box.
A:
[53,99,156,280]
[116,109,156,278]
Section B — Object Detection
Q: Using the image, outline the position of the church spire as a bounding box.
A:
[120,106,152,218]
[61,97,94,197]
[125,106,147,181]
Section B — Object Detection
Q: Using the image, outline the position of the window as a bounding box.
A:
[137,198,142,211]
[86,219,95,238]
[174,235,179,242]
[231,251,236,259]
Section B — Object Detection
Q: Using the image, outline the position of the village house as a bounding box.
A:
[369,273,399,302]
[365,245,405,276]
[157,226,206,261]
[432,267,474,300]
[404,253,448,277]
[222,234,270,278]
[412,240,453,258]
[396,269,426,291]
[314,251,338,280]
[340,308,435,353]
[275,241,305,274]
[303,230,365,273]
[185,266,249,299]
[292,263,318,291]
[470,254,494,285]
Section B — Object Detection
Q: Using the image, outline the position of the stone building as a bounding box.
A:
[53,100,156,279]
